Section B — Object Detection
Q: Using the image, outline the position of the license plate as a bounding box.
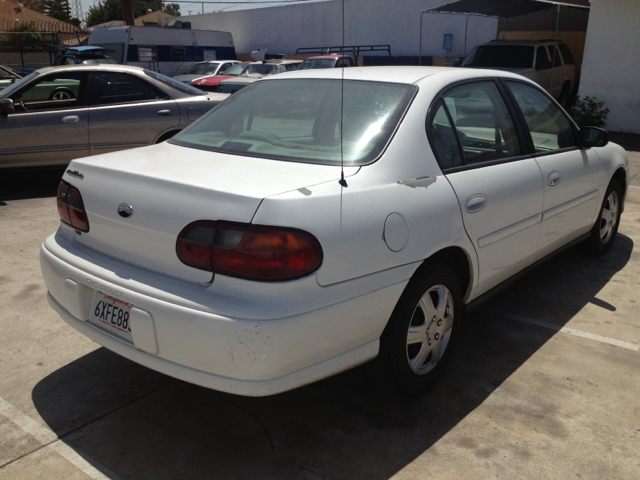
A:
[90,292,133,342]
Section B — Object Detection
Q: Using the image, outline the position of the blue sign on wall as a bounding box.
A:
[443,34,453,51]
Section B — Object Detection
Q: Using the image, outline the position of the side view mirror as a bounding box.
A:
[581,127,609,148]
[452,58,463,67]
[536,60,552,70]
[0,98,15,115]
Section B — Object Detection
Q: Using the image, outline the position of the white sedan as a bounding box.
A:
[41,67,629,396]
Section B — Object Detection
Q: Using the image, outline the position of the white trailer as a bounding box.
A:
[88,26,236,76]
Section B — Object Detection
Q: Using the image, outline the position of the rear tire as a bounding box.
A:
[372,263,463,395]
[586,179,622,255]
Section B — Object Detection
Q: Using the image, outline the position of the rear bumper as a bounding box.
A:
[40,233,411,396]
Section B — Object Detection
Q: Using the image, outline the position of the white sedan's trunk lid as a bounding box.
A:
[64,142,355,283]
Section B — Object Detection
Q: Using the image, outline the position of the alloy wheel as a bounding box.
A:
[406,284,454,375]
[599,190,619,244]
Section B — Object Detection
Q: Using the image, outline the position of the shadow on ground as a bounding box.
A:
[30,234,634,479]
[0,168,65,203]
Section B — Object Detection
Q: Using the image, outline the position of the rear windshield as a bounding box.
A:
[171,78,416,166]
[145,69,205,96]
[463,45,535,69]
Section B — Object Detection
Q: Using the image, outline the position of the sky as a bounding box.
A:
[76,0,330,22]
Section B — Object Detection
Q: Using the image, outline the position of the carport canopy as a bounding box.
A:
[427,0,590,19]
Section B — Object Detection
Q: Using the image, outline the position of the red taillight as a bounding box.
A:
[57,180,89,232]
[176,221,323,282]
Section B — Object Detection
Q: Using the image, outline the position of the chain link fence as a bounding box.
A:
[0,30,87,70]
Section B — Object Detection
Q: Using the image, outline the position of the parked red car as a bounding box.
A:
[190,62,251,92]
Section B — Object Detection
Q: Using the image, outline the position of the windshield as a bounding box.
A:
[462,45,535,69]
[0,71,38,98]
[298,58,337,70]
[221,63,247,76]
[145,69,206,96]
[240,64,282,78]
[185,63,219,75]
[171,78,416,166]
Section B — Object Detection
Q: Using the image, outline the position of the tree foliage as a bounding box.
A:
[6,21,43,47]
[21,0,47,14]
[87,0,181,27]
[44,0,72,22]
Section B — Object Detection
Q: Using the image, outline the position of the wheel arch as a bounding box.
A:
[414,246,474,303]
[612,166,627,203]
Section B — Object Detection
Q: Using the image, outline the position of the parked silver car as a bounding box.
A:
[0,64,227,169]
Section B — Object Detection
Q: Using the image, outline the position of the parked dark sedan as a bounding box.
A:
[0,64,227,169]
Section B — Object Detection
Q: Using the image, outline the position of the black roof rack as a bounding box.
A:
[295,45,391,60]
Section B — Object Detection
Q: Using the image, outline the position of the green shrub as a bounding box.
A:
[570,96,609,128]
[6,21,43,48]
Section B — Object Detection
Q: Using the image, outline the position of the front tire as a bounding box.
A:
[373,264,463,395]
[587,179,622,255]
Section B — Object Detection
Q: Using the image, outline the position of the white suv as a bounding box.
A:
[461,40,575,105]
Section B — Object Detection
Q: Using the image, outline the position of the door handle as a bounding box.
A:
[548,171,561,186]
[62,115,79,123]
[157,110,171,116]
[465,194,487,213]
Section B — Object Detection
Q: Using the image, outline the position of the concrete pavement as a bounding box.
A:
[0,150,639,479]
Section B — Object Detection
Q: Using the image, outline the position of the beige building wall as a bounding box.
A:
[579,0,640,134]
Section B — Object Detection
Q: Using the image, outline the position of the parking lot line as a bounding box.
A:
[501,313,640,351]
[630,185,640,190]
[0,397,118,479]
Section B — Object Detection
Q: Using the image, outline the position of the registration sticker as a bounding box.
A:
[90,291,133,342]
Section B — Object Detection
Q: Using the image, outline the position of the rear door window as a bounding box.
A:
[90,72,168,105]
[549,46,563,67]
[558,44,574,65]
[535,46,550,69]
[428,81,521,168]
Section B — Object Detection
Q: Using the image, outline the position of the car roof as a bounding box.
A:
[65,46,109,53]
[269,66,534,85]
[33,64,147,75]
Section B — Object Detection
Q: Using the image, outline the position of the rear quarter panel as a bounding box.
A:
[252,81,478,296]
